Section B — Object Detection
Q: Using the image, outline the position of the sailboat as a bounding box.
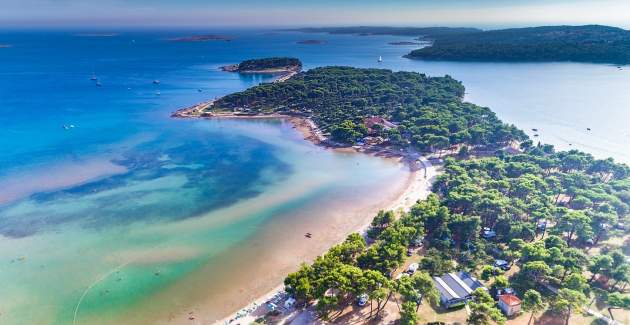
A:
[378,56,383,63]
[90,73,97,81]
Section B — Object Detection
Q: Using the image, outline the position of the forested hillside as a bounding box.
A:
[237,57,302,71]
[407,25,630,64]
[215,67,526,150]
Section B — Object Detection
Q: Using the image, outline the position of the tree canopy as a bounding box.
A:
[214,66,526,147]
[407,25,630,64]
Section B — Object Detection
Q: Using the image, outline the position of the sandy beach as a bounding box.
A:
[209,155,437,325]
[168,111,438,325]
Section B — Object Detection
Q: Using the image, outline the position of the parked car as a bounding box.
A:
[406,263,419,274]
[411,236,424,247]
[482,227,497,239]
[357,293,369,306]
[493,259,511,271]
[407,248,414,257]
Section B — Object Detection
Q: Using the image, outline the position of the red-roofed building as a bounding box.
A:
[364,116,396,135]
[498,294,521,317]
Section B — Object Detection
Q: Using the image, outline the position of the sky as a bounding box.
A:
[2,0,630,28]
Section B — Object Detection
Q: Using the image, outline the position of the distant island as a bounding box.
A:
[291,25,630,64]
[74,33,118,37]
[220,57,302,74]
[406,25,630,64]
[389,41,421,46]
[286,26,481,38]
[296,39,327,45]
[170,34,233,42]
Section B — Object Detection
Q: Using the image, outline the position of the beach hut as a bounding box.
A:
[498,293,522,316]
[432,271,486,308]
[363,116,396,135]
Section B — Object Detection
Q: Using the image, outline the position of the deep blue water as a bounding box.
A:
[0,30,419,324]
[0,29,415,197]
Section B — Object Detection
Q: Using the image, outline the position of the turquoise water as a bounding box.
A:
[1,29,630,324]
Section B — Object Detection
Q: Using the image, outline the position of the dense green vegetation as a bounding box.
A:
[284,144,630,323]
[290,25,630,64]
[407,25,630,64]
[215,67,526,149]
[217,63,630,323]
[236,57,302,71]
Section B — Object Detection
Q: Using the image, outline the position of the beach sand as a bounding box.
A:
[85,156,418,325]
[205,156,438,325]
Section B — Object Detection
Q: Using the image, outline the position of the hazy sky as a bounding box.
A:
[2,0,630,28]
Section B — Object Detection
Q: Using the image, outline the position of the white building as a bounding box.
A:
[498,294,521,317]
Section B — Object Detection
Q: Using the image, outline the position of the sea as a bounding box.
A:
[0,29,629,324]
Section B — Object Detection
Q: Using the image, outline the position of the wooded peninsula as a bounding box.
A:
[292,25,630,64]
[203,64,630,324]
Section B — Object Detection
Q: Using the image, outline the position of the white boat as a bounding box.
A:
[153,80,160,84]
[378,56,383,63]
[90,73,97,81]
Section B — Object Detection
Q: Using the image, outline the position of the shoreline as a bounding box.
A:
[169,71,438,325]
[170,112,438,325]
[213,156,437,325]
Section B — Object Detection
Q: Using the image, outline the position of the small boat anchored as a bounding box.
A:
[153,80,160,85]
[378,55,383,63]
[90,73,98,81]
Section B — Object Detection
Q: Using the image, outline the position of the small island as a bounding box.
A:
[220,57,302,73]
[73,33,118,37]
[170,34,233,42]
[286,26,481,38]
[389,41,421,46]
[296,39,327,45]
